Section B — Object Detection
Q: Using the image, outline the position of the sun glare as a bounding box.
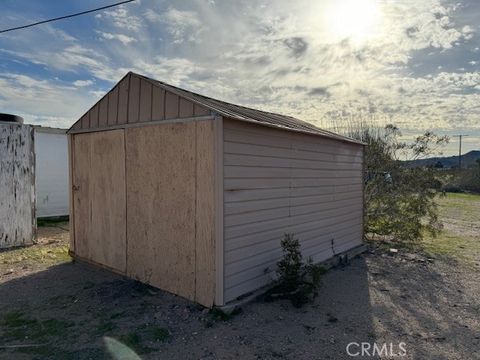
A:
[324,0,382,44]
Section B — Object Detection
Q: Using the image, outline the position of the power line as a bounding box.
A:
[0,0,136,34]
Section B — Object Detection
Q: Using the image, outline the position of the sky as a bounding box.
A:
[0,0,479,156]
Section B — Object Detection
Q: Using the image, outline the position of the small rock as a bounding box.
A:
[327,315,338,323]
[3,269,13,275]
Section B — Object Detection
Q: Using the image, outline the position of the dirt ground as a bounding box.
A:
[0,194,478,359]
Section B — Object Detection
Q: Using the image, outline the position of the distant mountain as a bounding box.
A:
[404,150,480,169]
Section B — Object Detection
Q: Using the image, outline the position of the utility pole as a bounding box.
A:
[453,134,468,169]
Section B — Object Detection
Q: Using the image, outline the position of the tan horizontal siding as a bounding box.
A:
[225,166,361,179]
[223,119,364,303]
[225,207,363,250]
[225,190,362,215]
[225,176,362,190]
[224,121,362,156]
[226,215,363,264]
[224,141,362,162]
[226,227,361,279]
[224,233,362,301]
[224,152,363,170]
[224,183,362,203]
[225,197,362,227]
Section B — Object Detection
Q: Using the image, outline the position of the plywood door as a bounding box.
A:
[125,123,196,301]
[72,130,126,273]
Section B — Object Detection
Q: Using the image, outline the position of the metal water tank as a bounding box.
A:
[0,113,24,124]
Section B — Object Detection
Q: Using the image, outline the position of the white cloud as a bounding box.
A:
[0,73,94,128]
[73,79,94,87]
[146,7,203,43]
[1,0,479,154]
[97,31,137,45]
[100,5,142,32]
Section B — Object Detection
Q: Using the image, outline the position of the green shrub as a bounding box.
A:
[267,234,325,307]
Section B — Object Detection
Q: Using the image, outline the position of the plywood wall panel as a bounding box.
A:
[71,134,90,258]
[165,92,179,119]
[128,75,140,123]
[117,75,130,125]
[139,80,152,123]
[126,123,196,301]
[195,120,216,306]
[68,135,75,252]
[152,86,165,120]
[107,87,119,125]
[72,130,126,273]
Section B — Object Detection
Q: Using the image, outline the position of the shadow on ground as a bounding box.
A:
[0,251,478,359]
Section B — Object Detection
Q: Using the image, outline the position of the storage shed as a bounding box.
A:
[67,72,365,307]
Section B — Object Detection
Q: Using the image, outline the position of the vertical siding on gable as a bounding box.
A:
[222,119,364,302]
[179,98,194,118]
[165,92,179,119]
[117,74,130,125]
[98,97,108,128]
[80,113,89,130]
[194,104,210,116]
[70,74,216,133]
[152,86,165,120]
[90,104,99,129]
[139,79,153,122]
[107,87,119,125]
[128,75,140,123]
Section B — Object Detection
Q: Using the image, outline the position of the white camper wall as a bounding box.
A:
[34,128,69,218]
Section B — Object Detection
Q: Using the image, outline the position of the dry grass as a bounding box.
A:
[0,222,70,275]
[420,193,480,266]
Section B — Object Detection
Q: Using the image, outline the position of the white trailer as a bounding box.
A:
[34,127,69,218]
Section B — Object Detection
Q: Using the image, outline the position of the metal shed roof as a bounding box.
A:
[69,72,364,145]
[135,73,363,145]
